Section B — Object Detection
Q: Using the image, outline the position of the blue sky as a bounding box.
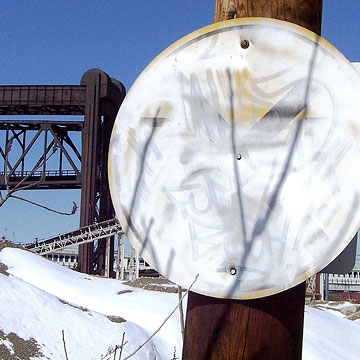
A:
[1,0,360,266]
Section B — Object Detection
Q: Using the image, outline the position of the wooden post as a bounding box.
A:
[182,1,323,359]
[214,0,322,34]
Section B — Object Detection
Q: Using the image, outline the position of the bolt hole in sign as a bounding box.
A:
[109,18,360,299]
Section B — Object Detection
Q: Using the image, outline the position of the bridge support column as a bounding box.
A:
[79,69,125,275]
[104,237,111,278]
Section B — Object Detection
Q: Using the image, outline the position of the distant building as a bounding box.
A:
[42,248,155,279]
[43,248,79,269]
[307,268,360,303]
[327,268,360,303]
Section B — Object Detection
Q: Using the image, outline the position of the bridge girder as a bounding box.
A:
[0,69,126,275]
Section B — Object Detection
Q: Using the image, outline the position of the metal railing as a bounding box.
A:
[0,169,79,178]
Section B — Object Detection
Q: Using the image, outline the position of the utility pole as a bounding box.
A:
[182,1,323,359]
[214,0,322,33]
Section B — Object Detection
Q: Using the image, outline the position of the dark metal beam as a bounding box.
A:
[78,69,125,275]
[0,120,83,132]
[0,85,86,115]
[0,172,81,190]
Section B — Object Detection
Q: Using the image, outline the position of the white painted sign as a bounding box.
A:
[109,18,360,299]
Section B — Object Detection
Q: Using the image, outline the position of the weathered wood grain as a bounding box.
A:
[214,0,322,35]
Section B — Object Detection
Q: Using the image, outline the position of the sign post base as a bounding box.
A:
[182,282,306,360]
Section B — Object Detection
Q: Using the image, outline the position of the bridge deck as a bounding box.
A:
[0,85,86,115]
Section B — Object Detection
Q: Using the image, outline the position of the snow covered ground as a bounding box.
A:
[1,242,360,359]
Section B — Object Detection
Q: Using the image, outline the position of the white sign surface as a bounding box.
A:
[109,18,360,299]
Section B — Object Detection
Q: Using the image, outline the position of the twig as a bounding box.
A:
[5,139,57,194]
[99,332,127,360]
[177,286,185,340]
[118,332,126,360]
[62,330,69,360]
[171,347,178,360]
[11,195,77,216]
[123,274,199,360]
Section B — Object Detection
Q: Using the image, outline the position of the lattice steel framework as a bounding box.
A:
[24,218,123,255]
[0,69,126,275]
[0,120,82,189]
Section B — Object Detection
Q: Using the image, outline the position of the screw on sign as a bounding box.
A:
[109,18,360,301]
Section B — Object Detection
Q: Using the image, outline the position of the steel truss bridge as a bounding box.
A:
[0,119,82,190]
[24,218,123,255]
[0,69,126,275]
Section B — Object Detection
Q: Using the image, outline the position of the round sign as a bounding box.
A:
[109,18,360,299]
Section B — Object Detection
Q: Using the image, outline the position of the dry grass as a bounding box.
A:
[123,277,180,293]
[0,263,9,276]
[348,312,360,321]
[58,299,91,314]
[107,315,126,323]
[308,300,360,321]
[0,329,46,360]
[0,240,25,252]
[117,289,133,295]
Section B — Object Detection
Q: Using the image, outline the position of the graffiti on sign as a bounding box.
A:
[109,18,360,299]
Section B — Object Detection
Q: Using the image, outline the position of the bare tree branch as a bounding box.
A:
[62,330,69,360]
[123,274,199,360]
[8,141,57,193]
[10,196,78,216]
